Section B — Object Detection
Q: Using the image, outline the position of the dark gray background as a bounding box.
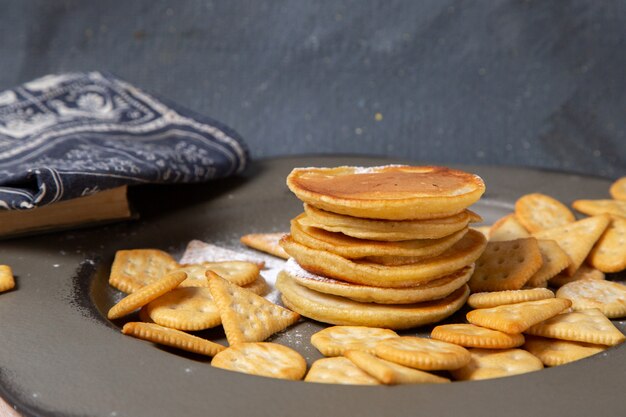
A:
[1,0,624,178]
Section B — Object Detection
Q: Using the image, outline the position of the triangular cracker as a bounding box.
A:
[588,216,626,273]
[489,214,531,241]
[466,298,571,333]
[526,239,570,287]
[534,215,610,276]
[207,271,300,345]
[525,308,625,346]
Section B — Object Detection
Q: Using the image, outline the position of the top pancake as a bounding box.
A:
[287,165,485,220]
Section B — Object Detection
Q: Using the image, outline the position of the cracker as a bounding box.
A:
[610,177,626,201]
[526,240,570,288]
[344,350,450,384]
[572,199,626,217]
[109,249,179,293]
[523,335,606,367]
[310,326,398,356]
[549,265,605,288]
[555,279,626,318]
[177,261,260,287]
[108,270,187,320]
[489,214,530,241]
[211,342,306,380]
[0,265,15,293]
[207,271,300,345]
[466,298,571,333]
[241,275,269,296]
[240,233,289,260]
[468,238,543,292]
[588,216,626,273]
[525,308,625,346]
[534,215,610,276]
[374,336,471,371]
[431,323,525,349]
[467,288,555,309]
[121,322,225,357]
[451,348,543,381]
[305,357,380,385]
[145,287,221,331]
[515,193,575,233]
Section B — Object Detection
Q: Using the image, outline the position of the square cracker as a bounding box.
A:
[534,215,610,276]
[109,249,179,293]
[207,271,300,345]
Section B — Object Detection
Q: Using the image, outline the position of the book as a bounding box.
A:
[0,186,133,238]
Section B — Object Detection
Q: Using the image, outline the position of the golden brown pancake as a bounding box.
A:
[300,203,481,241]
[286,165,485,220]
[290,213,467,261]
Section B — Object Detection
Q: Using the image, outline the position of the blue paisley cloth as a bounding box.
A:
[0,72,249,210]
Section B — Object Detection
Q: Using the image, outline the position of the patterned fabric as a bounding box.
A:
[0,72,248,210]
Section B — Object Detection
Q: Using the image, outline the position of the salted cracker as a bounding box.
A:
[524,336,606,367]
[305,357,380,385]
[431,323,525,349]
[525,308,625,346]
[556,279,626,318]
[588,216,626,273]
[344,350,450,384]
[488,214,531,241]
[0,265,15,293]
[145,287,221,331]
[526,239,570,288]
[176,261,260,287]
[549,265,605,288]
[534,215,610,276]
[467,288,554,309]
[310,326,398,356]
[515,193,575,233]
[109,249,179,293]
[451,348,543,381]
[572,199,626,218]
[609,177,626,200]
[108,270,187,320]
[466,298,571,333]
[375,337,471,371]
[468,238,543,292]
[207,271,300,345]
[212,342,306,380]
[121,322,225,357]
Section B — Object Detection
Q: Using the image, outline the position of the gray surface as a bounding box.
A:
[0,1,625,177]
[0,156,625,417]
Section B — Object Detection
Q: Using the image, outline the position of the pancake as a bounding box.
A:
[276,272,470,330]
[286,165,485,220]
[280,229,487,288]
[300,203,481,241]
[290,213,467,261]
[284,258,473,304]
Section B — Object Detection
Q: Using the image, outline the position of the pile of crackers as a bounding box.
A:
[277,165,487,329]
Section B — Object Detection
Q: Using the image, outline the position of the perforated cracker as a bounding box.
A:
[488,214,531,241]
[146,287,221,331]
[524,336,606,367]
[0,265,15,293]
[588,216,626,273]
[556,279,626,318]
[375,337,471,371]
[515,193,575,233]
[451,348,543,381]
[467,288,554,309]
[305,357,380,385]
[344,350,450,384]
[466,298,571,333]
[212,342,306,380]
[468,238,543,292]
[526,239,570,288]
[122,322,225,357]
[431,323,525,349]
[549,265,605,288]
[240,233,289,259]
[177,261,260,287]
[108,270,187,320]
[207,271,300,345]
[534,215,610,276]
[109,249,179,293]
[310,326,398,356]
[525,309,625,346]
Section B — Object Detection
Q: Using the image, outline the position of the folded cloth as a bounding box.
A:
[0,72,248,210]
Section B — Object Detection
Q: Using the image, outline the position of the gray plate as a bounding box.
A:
[1,156,625,417]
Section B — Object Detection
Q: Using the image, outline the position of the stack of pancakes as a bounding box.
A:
[276,165,488,330]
